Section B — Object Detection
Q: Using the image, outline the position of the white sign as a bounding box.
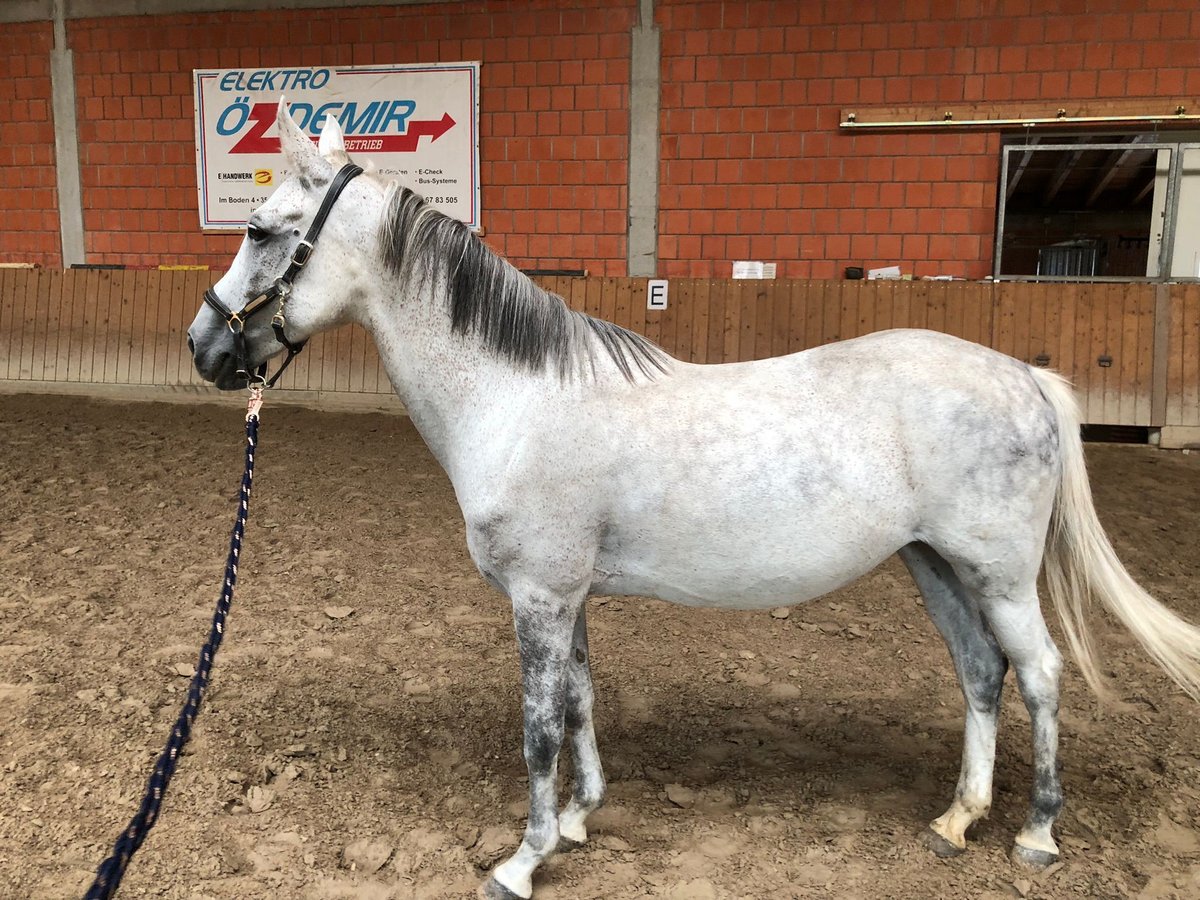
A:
[193,62,480,230]
[647,279,669,310]
[732,261,777,280]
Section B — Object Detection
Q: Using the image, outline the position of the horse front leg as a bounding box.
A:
[482,586,584,900]
[558,605,606,848]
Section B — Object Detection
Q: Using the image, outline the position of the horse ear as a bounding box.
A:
[276,97,331,184]
[318,114,345,158]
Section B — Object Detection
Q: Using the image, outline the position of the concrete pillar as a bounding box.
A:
[50,0,86,266]
[627,0,659,277]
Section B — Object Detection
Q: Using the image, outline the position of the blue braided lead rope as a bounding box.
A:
[85,396,262,900]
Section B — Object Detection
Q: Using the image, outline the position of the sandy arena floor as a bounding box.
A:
[2,393,1199,899]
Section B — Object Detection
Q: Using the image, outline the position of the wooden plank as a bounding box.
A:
[1164,286,1183,426]
[736,280,756,362]
[1119,283,1143,425]
[168,271,185,385]
[68,270,92,383]
[613,275,633,334]
[600,276,618,327]
[770,281,791,358]
[131,269,149,384]
[690,280,710,364]
[74,271,98,382]
[837,279,858,342]
[1182,285,1200,427]
[669,280,691,362]
[627,277,648,351]
[924,280,946,336]
[20,269,40,379]
[658,278,681,357]
[1152,284,1170,426]
[993,280,1015,359]
[5,268,25,378]
[337,323,353,392]
[1135,283,1154,425]
[146,270,168,385]
[1101,282,1120,423]
[584,277,603,323]
[705,279,725,362]
[38,269,63,381]
[1082,283,1105,423]
[1069,282,1090,418]
[1040,283,1060,372]
[0,270,12,378]
[360,325,378,393]
[785,281,805,354]
[1054,281,1076,388]
[872,280,894,335]
[1011,280,1033,364]
[720,280,740,362]
[798,281,819,350]
[107,270,126,384]
[897,277,912,336]
[59,271,80,381]
[856,279,877,338]
[820,280,842,346]
[16,269,38,379]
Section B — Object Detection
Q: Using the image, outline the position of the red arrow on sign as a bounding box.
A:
[230,104,456,154]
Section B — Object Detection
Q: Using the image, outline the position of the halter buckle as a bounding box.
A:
[290,240,314,268]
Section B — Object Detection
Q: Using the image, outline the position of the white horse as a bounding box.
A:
[188,103,1200,900]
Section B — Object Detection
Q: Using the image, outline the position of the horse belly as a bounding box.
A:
[591,515,908,610]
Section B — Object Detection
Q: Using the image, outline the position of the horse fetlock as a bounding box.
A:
[929,794,990,851]
[558,806,589,845]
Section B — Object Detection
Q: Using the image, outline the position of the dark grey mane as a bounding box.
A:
[379,186,668,382]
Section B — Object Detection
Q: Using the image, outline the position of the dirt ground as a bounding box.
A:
[2,393,1200,900]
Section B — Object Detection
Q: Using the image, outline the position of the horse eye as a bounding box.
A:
[246,223,269,243]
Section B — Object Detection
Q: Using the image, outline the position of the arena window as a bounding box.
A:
[994,134,1200,281]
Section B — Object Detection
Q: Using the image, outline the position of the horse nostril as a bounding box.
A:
[187,335,195,354]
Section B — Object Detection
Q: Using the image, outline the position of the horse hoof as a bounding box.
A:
[1011,843,1059,871]
[557,834,585,853]
[921,827,965,859]
[478,876,527,900]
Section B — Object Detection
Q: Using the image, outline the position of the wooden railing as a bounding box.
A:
[2,269,1197,435]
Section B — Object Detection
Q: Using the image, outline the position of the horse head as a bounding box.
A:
[187,100,377,388]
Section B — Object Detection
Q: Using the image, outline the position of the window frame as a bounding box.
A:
[992,138,1196,283]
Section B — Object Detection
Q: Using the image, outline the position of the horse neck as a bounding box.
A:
[358,275,548,480]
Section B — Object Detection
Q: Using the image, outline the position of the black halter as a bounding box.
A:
[203,162,363,387]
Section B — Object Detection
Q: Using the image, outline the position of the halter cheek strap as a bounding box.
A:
[202,162,364,387]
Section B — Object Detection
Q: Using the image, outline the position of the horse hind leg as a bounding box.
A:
[899,543,1007,857]
[557,605,607,849]
[972,583,1064,869]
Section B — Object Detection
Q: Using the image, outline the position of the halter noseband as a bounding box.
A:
[202,162,363,387]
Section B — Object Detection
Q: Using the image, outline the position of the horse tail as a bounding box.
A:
[1030,366,1200,701]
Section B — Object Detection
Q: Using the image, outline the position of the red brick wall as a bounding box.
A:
[66,0,633,271]
[8,0,1200,278]
[657,0,1200,279]
[0,21,60,267]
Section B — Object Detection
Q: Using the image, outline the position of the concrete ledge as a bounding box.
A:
[0,379,406,415]
[1157,426,1200,450]
[2,0,457,24]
